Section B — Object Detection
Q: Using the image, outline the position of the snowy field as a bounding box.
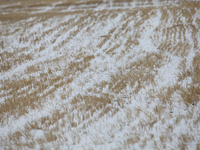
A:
[0,0,200,149]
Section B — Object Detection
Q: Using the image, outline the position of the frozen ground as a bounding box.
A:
[0,0,200,149]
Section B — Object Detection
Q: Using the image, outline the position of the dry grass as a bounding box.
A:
[1,0,200,149]
[0,52,33,72]
[108,51,163,95]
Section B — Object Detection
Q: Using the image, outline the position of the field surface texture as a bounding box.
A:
[0,0,200,149]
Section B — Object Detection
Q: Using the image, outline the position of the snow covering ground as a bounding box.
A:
[0,0,200,149]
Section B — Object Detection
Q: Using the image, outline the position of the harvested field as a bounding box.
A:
[0,0,200,149]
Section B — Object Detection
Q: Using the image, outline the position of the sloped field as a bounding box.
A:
[0,0,200,149]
